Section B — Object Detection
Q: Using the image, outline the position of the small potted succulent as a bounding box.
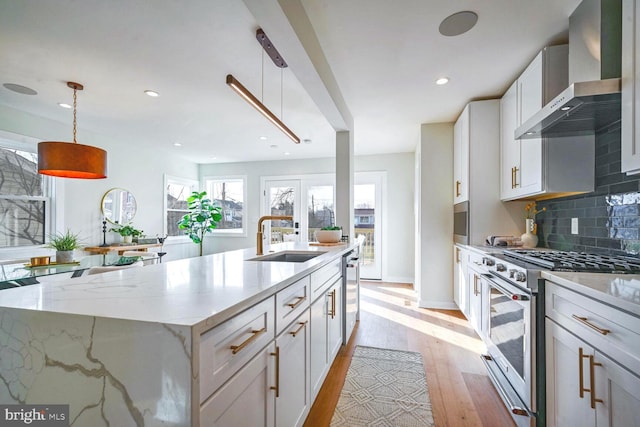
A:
[46,230,82,264]
[315,226,342,243]
[109,223,144,244]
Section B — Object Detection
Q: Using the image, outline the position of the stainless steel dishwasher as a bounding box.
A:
[342,239,363,345]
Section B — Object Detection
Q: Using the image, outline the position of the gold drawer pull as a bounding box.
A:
[572,315,610,335]
[579,347,588,398]
[230,327,267,354]
[327,289,336,319]
[455,180,461,197]
[588,354,603,409]
[270,346,280,397]
[286,295,306,310]
[289,321,308,337]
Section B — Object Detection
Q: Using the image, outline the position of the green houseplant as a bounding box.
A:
[178,191,222,256]
[110,223,144,243]
[46,229,81,264]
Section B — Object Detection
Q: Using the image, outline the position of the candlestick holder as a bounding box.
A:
[99,219,110,247]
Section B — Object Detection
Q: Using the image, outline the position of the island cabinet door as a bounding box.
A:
[200,342,276,427]
[276,309,311,427]
[327,279,343,361]
[310,292,329,400]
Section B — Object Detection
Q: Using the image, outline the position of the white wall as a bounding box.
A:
[415,123,456,309]
[0,105,198,261]
[199,152,415,282]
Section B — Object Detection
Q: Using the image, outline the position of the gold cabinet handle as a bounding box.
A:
[511,167,515,188]
[230,327,266,354]
[514,166,519,188]
[328,289,336,319]
[579,347,587,398]
[473,274,479,296]
[572,314,610,335]
[289,321,308,337]
[286,295,306,310]
[455,247,461,264]
[588,354,603,409]
[455,180,461,197]
[270,346,280,397]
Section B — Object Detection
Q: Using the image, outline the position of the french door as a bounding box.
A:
[355,172,383,280]
[262,175,335,245]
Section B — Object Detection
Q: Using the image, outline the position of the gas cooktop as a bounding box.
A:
[502,249,640,273]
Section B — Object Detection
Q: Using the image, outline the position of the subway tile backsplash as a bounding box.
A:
[536,128,640,256]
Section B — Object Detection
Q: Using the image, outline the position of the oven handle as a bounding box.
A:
[481,355,533,417]
[483,273,530,301]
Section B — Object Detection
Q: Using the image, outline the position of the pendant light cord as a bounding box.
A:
[280,68,283,119]
[72,87,78,144]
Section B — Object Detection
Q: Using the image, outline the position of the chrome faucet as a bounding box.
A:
[257,215,293,255]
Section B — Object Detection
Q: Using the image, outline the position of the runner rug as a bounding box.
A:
[330,345,435,427]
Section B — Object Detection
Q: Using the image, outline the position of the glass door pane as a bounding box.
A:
[307,184,335,242]
[355,172,383,279]
[265,180,299,243]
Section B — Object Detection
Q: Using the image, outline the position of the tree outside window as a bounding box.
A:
[205,176,246,234]
[165,176,198,237]
[0,145,50,248]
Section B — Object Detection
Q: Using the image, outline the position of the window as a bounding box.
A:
[205,176,246,235]
[0,137,53,249]
[164,175,198,238]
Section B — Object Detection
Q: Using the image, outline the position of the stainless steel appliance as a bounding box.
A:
[453,201,469,244]
[479,248,640,427]
[342,242,362,345]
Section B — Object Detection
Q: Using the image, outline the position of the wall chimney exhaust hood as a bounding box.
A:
[515,0,622,140]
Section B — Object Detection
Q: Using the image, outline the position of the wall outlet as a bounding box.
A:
[571,218,579,234]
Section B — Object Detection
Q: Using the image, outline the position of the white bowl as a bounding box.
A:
[315,230,342,243]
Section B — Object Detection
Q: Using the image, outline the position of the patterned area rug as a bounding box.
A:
[330,346,435,427]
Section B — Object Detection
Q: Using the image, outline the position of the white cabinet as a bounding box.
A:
[545,281,640,427]
[454,107,470,203]
[622,0,640,174]
[500,45,594,201]
[275,309,310,427]
[466,265,485,337]
[453,245,469,316]
[310,277,343,400]
[200,342,276,427]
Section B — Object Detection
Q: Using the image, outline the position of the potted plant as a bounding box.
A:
[46,230,81,264]
[109,223,144,244]
[178,191,222,256]
[315,226,342,243]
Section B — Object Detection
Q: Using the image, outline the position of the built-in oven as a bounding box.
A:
[480,267,541,427]
[453,201,469,244]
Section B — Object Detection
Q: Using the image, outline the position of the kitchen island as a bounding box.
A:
[0,242,355,426]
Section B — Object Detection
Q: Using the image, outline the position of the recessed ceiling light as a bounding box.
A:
[439,11,478,37]
[174,142,182,147]
[526,132,535,135]
[436,77,450,85]
[303,139,312,144]
[210,156,217,159]
[259,136,268,140]
[270,144,278,149]
[284,152,291,156]
[560,106,572,111]
[58,103,72,109]
[3,83,37,95]
[144,90,159,97]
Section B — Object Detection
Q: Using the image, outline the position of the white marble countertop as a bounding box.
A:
[542,271,640,316]
[0,242,355,330]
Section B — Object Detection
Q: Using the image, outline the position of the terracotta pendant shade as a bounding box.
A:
[37,141,107,179]
[37,81,108,179]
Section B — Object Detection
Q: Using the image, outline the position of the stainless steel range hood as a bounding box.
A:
[515,0,622,139]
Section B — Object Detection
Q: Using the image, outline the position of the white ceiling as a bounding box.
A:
[0,0,582,164]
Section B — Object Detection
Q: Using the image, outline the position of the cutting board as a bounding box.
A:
[308,242,347,246]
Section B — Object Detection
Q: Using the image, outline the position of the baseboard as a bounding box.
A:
[418,300,458,310]
[376,276,414,284]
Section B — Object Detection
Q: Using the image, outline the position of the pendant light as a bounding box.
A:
[38,82,107,179]
[226,29,300,144]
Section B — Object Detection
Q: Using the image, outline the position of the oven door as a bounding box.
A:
[483,273,536,422]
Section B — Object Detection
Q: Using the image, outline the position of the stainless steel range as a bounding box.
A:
[478,249,640,427]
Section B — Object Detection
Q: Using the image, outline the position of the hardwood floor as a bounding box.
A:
[304,281,515,427]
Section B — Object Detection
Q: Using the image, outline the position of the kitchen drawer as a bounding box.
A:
[199,296,275,403]
[310,258,341,301]
[546,281,640,374]
[276,275,310,335]
[467,250,486,269]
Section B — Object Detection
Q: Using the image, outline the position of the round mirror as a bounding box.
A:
[101,188,137,225]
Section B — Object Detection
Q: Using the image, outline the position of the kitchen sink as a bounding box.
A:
[248,250,326,263]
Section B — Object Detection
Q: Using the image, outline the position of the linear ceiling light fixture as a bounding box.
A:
[226,29,300,144]
[38,82,107,179]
